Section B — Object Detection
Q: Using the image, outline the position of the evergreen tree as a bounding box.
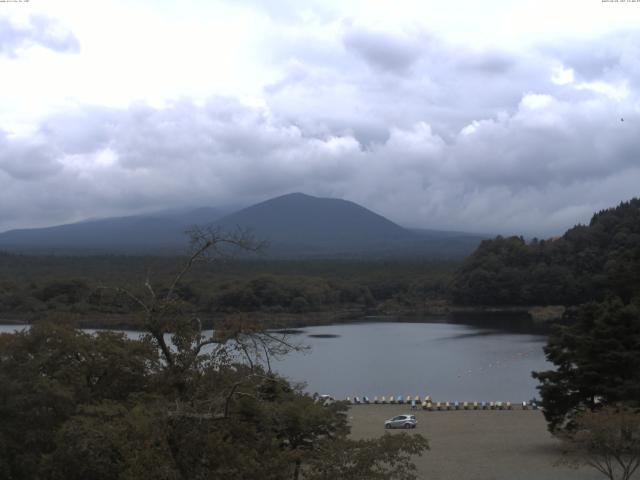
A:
[452,198,640,306]
[532,298,640,432]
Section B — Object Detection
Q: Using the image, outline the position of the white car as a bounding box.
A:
[384,414,417,429]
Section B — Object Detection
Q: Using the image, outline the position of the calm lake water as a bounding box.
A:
[0,317,551,402]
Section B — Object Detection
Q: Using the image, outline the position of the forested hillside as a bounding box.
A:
[452,199,640,306]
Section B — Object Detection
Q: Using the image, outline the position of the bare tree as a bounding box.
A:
[560,406,640,480]
[109,226,301,393]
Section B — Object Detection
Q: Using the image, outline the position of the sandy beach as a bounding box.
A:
[348,405,602,480]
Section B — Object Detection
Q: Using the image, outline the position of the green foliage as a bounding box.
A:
[0,321,428,479]
[532,298,640,432]
[560,407,640,480]
[0,323,157,479]
[452,198,640,306]
[35,279,90,304]
[305,434,429,480]
[0,255,456,323]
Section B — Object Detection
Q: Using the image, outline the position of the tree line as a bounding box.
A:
[452,198,640,306]
[0,255,454,324]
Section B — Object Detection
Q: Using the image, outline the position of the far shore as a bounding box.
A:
[0,304,564,331]
[348,406,600,480]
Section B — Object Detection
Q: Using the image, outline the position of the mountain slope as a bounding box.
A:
[215,193,413,244]
[0,207,230,253]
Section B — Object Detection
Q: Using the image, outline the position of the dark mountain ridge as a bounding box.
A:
[0,193,486,258]
[0,208,229,254]
[216,193,413,243]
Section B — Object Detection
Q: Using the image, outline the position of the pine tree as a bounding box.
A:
[533,298,640,432]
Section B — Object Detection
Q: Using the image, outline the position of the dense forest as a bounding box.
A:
[452,198,640,306]
[0,255,455,327]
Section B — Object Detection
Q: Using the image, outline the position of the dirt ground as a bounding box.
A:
[347,405,603,480]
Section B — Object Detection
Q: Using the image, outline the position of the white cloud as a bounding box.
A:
[519,93,554,110]
[0,14,79,57]
[551,66,574,85]
[575,80,629,101]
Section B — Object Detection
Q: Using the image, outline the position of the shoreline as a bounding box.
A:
[0,304,564,331]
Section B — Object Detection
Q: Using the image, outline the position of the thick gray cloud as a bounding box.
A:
[0,131,62,180]
[264,23,555,143]
[542,30,640,82]
[342,24,424,72]
[0,15,80,57]
[1,86,638,236]
[0,19,638,237]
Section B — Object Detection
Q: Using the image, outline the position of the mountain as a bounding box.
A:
[216,193,411,242]
[0,193,487,258]
[0,206,232,254]
[214,193,486,258]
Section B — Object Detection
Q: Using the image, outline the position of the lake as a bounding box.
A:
[0,317,551,402]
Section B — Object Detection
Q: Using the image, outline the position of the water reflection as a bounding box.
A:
[271,329,306,335]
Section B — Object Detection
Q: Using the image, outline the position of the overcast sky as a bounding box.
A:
[1,0,639,236]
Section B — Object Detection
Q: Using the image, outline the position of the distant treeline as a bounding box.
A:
[0,255,455,322]
[452,198,640,306]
